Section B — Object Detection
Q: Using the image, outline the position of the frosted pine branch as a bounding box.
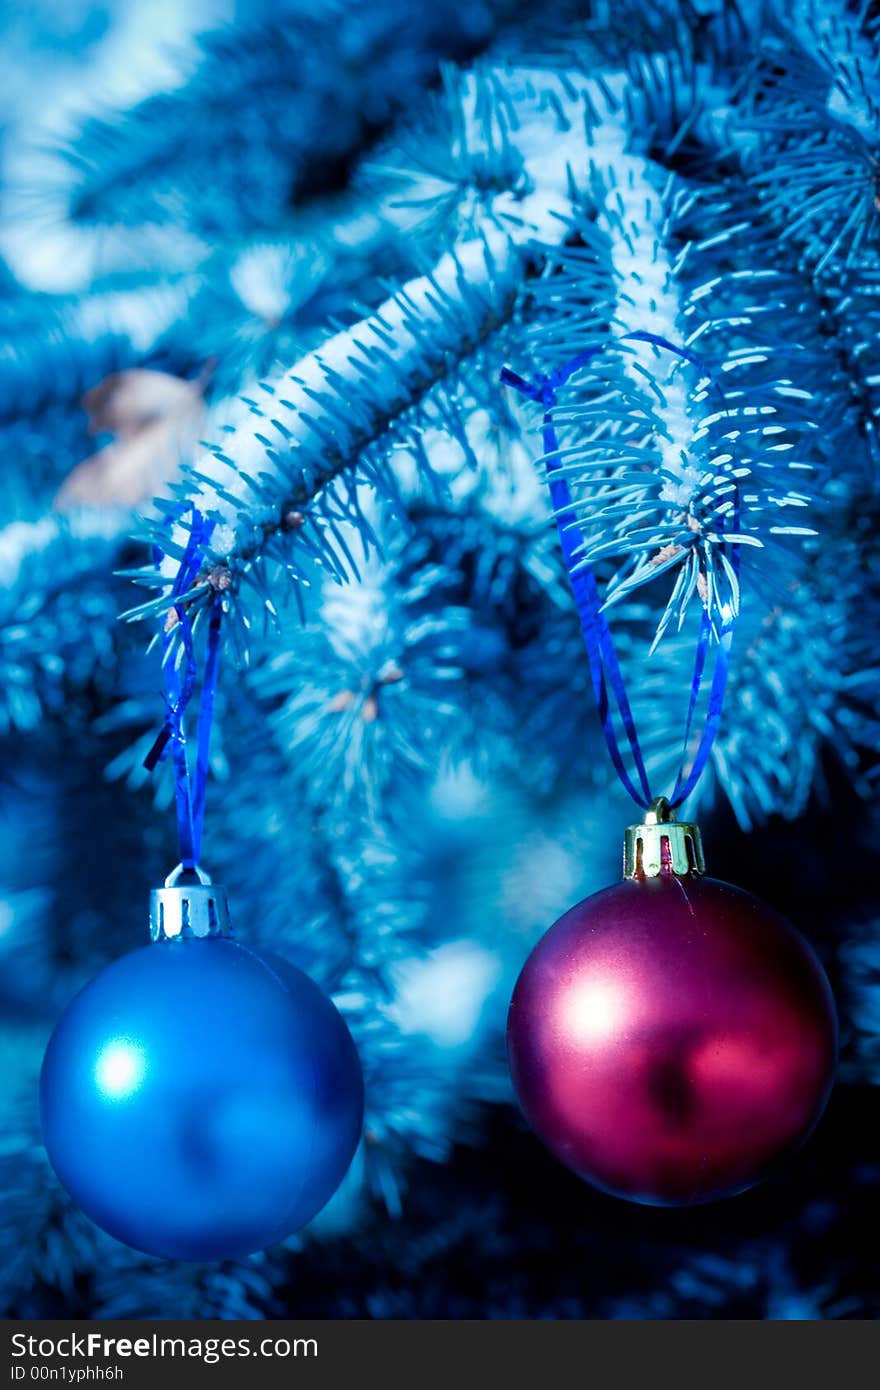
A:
[138,70,598,620]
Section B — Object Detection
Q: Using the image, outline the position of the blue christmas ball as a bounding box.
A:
[40,936,364,1260]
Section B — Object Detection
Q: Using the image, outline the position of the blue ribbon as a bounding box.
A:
[502,336,739,810]
[143,507,222,870]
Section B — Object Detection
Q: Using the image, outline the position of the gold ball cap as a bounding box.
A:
[623,797,705,880]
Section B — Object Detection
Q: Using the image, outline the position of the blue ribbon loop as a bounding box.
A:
[502,336,739,811]
[144,507,222,870]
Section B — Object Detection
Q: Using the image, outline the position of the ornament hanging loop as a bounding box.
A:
[145,505,224,882]
[164,861,212,887]
[502,339,739,817]
[624,797,705,881]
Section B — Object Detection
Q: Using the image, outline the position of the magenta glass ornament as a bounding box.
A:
[507,801,837,1205]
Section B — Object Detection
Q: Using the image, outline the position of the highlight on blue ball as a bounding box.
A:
[40,936,364,1260]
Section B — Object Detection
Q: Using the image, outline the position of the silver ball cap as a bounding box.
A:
[149,863,232,942]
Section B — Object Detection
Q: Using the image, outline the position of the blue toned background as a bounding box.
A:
[0,0,878,1318]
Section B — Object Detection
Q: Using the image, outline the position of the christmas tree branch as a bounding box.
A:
[56,1,557,236]
[129,70,597,628]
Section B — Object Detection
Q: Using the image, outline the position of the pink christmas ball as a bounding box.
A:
[507,875,837,1205]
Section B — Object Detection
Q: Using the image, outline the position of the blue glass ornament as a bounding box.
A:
[40,868,364,1261]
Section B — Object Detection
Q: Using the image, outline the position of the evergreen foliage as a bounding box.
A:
[0,0,876,1318]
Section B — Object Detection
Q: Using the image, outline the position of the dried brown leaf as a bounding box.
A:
[82,369,204,439]
[55,368,209,510]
